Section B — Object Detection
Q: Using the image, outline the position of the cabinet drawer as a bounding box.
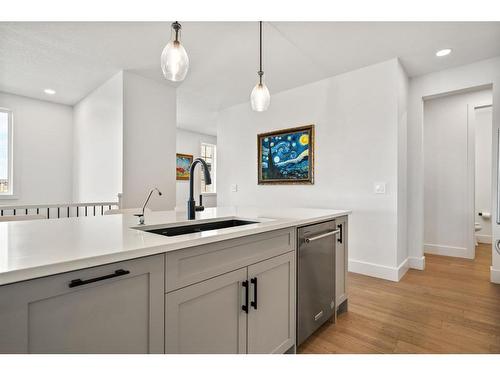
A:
[166,228,295,292]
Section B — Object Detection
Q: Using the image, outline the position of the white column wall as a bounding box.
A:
[73,72,123,203]
[122,71,177,210]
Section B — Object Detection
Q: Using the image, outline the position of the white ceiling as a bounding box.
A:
[1,22,500,135]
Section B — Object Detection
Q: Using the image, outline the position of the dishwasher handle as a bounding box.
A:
[304,229,340,243]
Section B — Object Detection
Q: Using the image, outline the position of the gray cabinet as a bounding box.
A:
[335,216,348,310]
[0,226,302,354]
[247,252,295,354]
[0,255,165,354]
[165,251,295,354]
[165,268,247,354]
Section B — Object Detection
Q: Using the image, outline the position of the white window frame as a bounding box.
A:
[200,142,216,194]
[0,108,14,197]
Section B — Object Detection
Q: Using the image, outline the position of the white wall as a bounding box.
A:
[73,72,123,203]
[217,59,408,281]
[0,92,73,204]
[423,89,492,258]
[408,56,500,281]
[475,105,493,243]
[122,71,176,210]
[175,128,217,210]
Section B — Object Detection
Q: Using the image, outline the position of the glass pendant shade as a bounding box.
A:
[251,82,270,112]
[161,40,189,82]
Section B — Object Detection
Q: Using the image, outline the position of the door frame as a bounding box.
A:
[467,102,493,259]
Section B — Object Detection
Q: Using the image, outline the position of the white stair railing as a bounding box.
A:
[0,201,120,219]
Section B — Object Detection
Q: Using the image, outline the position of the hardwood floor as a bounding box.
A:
[298,243,500,353]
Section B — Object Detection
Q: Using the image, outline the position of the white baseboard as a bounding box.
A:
[491,267,500,284]
[397,259,409,280]
[408,256,425,270]
[424,243,472,258]
[348,258,409,282]
[477,234,492,244]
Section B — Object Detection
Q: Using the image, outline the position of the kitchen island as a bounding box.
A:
[0,206,350,354]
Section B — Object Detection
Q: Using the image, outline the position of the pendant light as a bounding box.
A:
[251,21,270,112]
[161,21,189,82]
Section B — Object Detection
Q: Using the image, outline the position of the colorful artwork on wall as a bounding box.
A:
[176,153,193,180]
[257,125,314,184]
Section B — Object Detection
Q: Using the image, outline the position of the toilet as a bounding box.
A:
[474,222,482,246]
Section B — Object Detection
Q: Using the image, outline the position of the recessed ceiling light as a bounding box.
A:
[44,88,56,95]
[436,48,452,57]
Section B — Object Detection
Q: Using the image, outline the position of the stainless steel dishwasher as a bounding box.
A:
[297,220,339,346]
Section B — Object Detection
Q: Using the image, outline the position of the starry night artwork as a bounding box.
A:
[258,125,314,184]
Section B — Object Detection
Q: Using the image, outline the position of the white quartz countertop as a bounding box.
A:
[0,206,350,286]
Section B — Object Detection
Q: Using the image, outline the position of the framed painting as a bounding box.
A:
[257,124,314,184]
[176,153,193,180]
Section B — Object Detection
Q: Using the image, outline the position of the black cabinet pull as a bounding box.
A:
[250,277,258,310]
[337,224,343,244]
[242,280,249,313]
[69,269,130,288]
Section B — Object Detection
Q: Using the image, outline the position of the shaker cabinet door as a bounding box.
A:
[0,255,165,354]
[165,267,248,354]
[247,252,295,354]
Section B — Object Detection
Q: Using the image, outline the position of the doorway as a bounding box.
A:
[423,88,493,259]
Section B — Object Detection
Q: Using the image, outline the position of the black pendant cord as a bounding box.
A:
[258,21,263,85]
[172,21,181,43]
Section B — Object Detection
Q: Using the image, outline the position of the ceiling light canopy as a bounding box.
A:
[250,21,270,112]
[436,48,452,57]
[44,88,56,95]
[161,21,189,82]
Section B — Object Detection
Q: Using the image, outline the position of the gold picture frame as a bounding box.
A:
[257,124,315,185]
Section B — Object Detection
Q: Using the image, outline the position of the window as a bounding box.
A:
[0,108,13,195]
[200,143,216,193]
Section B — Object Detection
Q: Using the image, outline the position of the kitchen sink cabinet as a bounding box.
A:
[165,251,295,354]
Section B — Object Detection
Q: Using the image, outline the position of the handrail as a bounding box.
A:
[0,201,118,210]
[0,201,120,219]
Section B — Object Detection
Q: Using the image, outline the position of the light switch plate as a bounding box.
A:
[374,182,386,194]
[230,184,238,192]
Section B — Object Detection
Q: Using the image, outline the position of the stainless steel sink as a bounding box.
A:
[137,219,258,237]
